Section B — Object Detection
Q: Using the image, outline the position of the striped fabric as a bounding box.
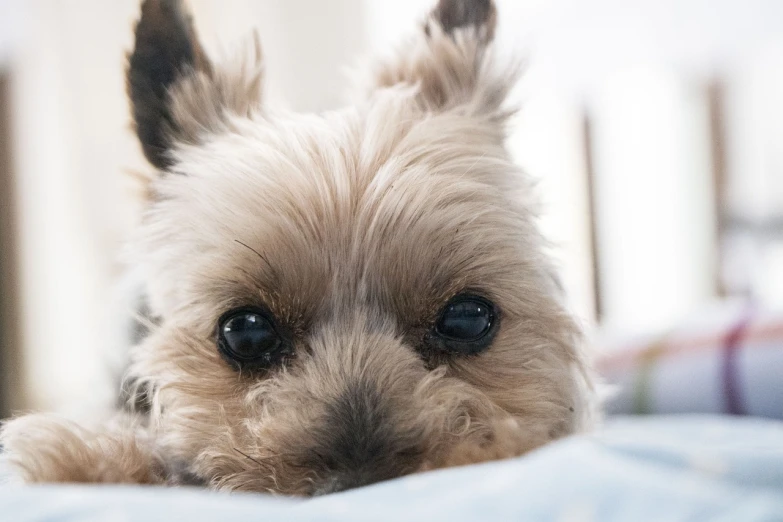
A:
[598,303,783,419]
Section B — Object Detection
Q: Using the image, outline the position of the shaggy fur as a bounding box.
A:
[0,0,598,495]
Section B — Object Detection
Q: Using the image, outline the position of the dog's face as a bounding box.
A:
[127,0,595,495]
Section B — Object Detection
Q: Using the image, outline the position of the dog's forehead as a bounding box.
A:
[148,102,536,324]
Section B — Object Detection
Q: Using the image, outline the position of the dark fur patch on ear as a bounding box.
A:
[127,0,211,169]
[431,0,497,39]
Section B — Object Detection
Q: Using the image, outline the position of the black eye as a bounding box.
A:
[432,295,497,354]
[217,308,290,371]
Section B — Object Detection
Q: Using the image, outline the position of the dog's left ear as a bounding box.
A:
[367,0,513,120]
[128,0,264,170]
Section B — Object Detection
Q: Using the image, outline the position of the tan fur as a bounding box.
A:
[1,414,164,485]
[167,33,265,149]
[0,0,599,495]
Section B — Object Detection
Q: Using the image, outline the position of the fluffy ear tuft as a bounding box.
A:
[430,0,497,41]
[127,0,264,170]
[366,0,514,119]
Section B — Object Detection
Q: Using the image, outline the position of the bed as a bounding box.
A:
[1,415,781,521]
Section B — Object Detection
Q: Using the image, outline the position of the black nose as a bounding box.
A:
[306,380,422,495]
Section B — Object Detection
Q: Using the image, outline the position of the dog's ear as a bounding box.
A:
[128,0,264,170]
[367,0,513,119]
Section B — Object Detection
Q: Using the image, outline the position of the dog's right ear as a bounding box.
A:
[363,0,514,122]
[128,0,264,170]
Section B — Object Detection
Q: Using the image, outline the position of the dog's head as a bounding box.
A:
[126,0,596,495]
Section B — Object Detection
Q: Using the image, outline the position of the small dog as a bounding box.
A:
[0,0,597,495]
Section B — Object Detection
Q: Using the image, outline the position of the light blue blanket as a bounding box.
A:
[1,415,781,521]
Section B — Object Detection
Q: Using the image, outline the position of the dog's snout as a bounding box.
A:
[312,471,381,496]
[306,380,423,494]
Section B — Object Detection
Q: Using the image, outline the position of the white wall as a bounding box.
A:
[5,1,146,413]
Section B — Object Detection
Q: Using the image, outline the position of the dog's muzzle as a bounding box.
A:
[304,379,424,495]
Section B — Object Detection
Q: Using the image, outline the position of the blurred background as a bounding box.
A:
[0,0,781,419]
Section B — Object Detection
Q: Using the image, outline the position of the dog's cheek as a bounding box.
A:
[446,309,584,426]
[420,417,550,471]
[131,327,249,454]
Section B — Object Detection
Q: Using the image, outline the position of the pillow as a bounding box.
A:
[598,302,783,419]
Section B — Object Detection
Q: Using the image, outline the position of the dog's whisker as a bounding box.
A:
[234,239,274,272]
[233,447,295,465]
[233,447,269,468]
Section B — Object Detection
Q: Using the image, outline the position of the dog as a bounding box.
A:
[0,0,598,495]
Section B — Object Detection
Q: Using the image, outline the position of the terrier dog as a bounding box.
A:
[0,0,597,495]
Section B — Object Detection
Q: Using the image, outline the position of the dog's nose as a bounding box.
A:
[305,380,423,495]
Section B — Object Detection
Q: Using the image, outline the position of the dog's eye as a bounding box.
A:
[217,308,289,370]
[432,295,497,354]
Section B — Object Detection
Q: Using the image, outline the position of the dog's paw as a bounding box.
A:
[0,413,164,484]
